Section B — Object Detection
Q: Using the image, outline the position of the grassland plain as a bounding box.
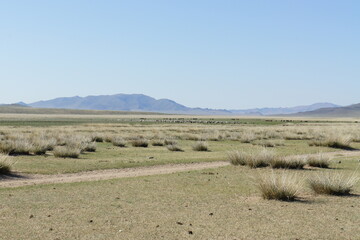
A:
[0,157,359,240]
[0,114,360,239]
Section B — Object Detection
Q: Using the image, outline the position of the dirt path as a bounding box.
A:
[1,150,359,188]
[0,161,230,188]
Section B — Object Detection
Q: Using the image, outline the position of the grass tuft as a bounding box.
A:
[166,144,183,152]
[307,153,331,168]
[0,154,12,175]
[131,138,149,148]
[257,171,300,201]
[308,172,358,195]
[270,156,306,169]
[53,146,81,158]
[192,141,209,151]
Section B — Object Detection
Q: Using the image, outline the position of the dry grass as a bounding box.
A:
[131,138,149,148]
[308,172,358,195]
[0,154,12,174]
[307,153,331,168]
[53,146,81,158]
[166,144,183,152]
[256,171,301,201]
[192,141,209,151]
[151,139,164,146]
[247,149,274,168]
[270,156,307,169]
[309,135,353,150]
[111,137,127,147]
[227,151,248,166]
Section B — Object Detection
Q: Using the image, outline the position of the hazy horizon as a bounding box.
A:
[1,1,359,109]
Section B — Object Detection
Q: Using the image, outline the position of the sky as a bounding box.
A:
[1,0,359,109]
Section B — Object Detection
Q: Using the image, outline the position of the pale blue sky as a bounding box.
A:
[1,0,359,109]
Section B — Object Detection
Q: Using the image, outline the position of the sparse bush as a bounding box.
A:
[166,144,183,152]
[192,141,209,151]
[53,146,81,158]
[308,172,358,195]
[0,154,12,175]
[131,138,148,147]
[307,154,331,168]
[228,151,248,166]
[270,156,306,169]
[111,137,127,147]
[257,171,300,201]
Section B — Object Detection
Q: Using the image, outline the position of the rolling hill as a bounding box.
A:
[291,103,360,117]
[1,94,341,116]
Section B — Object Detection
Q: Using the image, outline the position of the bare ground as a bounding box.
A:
[1,150,359,188]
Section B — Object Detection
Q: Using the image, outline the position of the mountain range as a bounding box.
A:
[9,93,341,116]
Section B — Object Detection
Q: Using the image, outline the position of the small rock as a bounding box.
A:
[89,220,93,223]
[188,231,193,235]
[209,213,213,216]
[176,222,183,225]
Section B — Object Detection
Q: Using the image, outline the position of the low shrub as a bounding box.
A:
[309,135,353,150]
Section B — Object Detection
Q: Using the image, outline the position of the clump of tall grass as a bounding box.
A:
[309,135,353,150]
[53,146,81,158]
[227,151,248,166]
[192,141,209,151]
[270,156,307,169]
[307,153,331,168]
[256,171,300,201]
[247,149,274,168]
[111,137,127,147]
[0,154,13,175]
[164,139,177,146]
[90,134,104,142]
[166,144,183,152]
[308,172,358,195]
[0,139,33,155]
[151,139,164,146]
[131,138,149,147]
[84,142,97,152]
[228,148,274,168]
[239,132,257,143]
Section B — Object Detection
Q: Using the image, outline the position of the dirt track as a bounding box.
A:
[1,151,359,188]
